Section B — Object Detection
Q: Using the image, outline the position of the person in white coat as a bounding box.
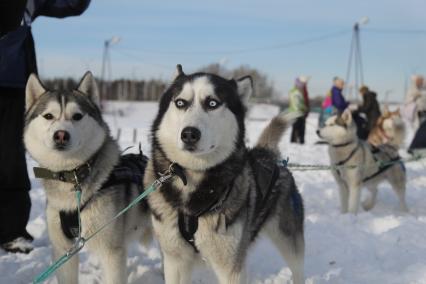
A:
[404,75,426,129]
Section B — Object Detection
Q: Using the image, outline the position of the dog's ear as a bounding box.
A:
[235,76,253,105]
[173,64,185,80]
[341,108,353,125]
[77,71,100,107]
[26,73,46,111]
[335,113,345,126]
[382,105,390,116]
[394,107,400,115]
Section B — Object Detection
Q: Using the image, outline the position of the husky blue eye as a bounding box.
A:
[72,113,83,121]
[175,99,187,109]
[43,113,53,120]
[206,98,220,109]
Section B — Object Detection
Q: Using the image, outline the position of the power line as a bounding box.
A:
[117,29,350,56]
[364,28,426,35]
[110,49,174,70]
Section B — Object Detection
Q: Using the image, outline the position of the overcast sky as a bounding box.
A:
[32,0,426,102]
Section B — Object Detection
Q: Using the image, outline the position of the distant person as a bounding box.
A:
[0,0,91,254]
[404,75,426,128]
[331,77,348,113]
[409,119,426,155]
[318,90,333,128]
[288,76,309,144]
[356,85,381,134]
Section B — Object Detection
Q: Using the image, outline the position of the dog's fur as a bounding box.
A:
[144,65,304,284]
[318,109,408,214]
[368,106,405,148]
[24,72,151,284]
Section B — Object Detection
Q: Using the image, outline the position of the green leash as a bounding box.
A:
[33,168,175,284]
[282,152,424,171]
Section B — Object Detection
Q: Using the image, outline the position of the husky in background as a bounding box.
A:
[24,72,151,284]
[144,65,304,284]
[368,107,405,148]
[317,109,408,214]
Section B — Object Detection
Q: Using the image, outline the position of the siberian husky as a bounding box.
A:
[144,65,305,284]
[24,72,151,284]
[368,107,405,148]
[317,109,408,214]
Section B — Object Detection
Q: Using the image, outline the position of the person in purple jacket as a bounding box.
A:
[331,77,348,113]
[0,0,91,254]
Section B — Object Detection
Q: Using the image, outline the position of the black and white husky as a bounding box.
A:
[317,109,408,214]
[144,65,305,284]
[24,72,151,284]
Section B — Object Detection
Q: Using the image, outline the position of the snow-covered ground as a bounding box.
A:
[2,102,426,284]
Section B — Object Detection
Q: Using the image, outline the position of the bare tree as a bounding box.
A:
[198,64,277,102]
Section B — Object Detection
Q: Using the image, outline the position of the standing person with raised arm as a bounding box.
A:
[331,76,348,114]
[0,0,91,254]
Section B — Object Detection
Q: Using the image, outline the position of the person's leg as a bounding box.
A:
[0,88,32,252]
[291,123,297,143]
[292,117,303,144]
[299,116,306,144]
[352,112,368,140]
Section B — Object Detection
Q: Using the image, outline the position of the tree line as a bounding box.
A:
[42,64,281,102]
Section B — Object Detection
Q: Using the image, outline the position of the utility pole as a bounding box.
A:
[345,17,369,102]
[100,36,121,108]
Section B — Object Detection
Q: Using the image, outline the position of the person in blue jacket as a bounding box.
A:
[331,77,348,113]
[0,0,90,253]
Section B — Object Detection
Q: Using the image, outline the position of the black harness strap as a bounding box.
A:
[177,158,282,251]
[335,142,361,166]
[101,153,147,190]
[362,144,401,182]
[362,157,400,182]
[59,153,148,240]
[59,211,79,240]
[178,180,235,252]
[178,212,199,252]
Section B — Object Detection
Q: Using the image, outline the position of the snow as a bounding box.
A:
[2,101,426,284]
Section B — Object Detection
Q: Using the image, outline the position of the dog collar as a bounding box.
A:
[331,140,355,148]
[33,158,94,186]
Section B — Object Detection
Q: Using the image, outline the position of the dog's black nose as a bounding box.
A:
[181,127,201,145]
[53,130,70,145]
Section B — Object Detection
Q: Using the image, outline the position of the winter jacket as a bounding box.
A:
[331,86,348,113]
[0,0,90,88]
[358,91,381,131]
[406,84,426,113]
[322,91,333,113]
[288,87,307,113]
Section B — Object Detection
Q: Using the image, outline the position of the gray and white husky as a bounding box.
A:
[24,72,151,284]
[317,109,408,214]
[144,65,305,284]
